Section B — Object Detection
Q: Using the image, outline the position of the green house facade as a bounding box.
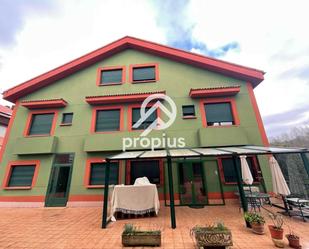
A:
[0,36,270,207]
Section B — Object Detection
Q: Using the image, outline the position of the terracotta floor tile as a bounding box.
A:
[0,204,308,248]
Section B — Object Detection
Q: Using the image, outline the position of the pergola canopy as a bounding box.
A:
[107,145,309,160]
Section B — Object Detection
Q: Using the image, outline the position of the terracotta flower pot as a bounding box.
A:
[286,235,300,248]
[251,223,265,235]
[268,225,283,240]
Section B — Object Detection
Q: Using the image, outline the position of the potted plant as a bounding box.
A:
[244,212,265,235]
[191,221,233,248]
[268,213,284,240]
[122,224,161,247]
[286,230,301,248]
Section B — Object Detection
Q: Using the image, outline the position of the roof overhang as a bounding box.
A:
[21,99,67,109]
[85,91,166,105]
[189,86,240,98]
[3,36,265,103]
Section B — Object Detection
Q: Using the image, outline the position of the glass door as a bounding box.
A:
[45,154,74,207]
[178,162,207,206]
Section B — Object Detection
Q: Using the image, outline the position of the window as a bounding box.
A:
[89,162,119,186]
[204,102,234,126]
[97,66,125,86]
[132,107,157,130]
[130,64,158,83]
[95,109,120,132]
[219,157,260,184]
[3,160,40,189]
[61,113,73,125]
[182,105,195,117]
[27,113,55,136]
[130,160,161,185]
[8,165,35,187]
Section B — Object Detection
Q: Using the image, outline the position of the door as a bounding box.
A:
[178,162,207,206]
[45,154,74,207]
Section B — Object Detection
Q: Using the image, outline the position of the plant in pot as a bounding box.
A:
[191,221,233,248]
[122,223,161,247]
[244,212,265,235]
[268,213,284,240]
[286,229,301,249]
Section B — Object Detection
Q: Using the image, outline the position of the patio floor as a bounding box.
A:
[0,203,308,249]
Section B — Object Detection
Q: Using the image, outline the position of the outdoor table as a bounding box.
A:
[235,191,271,211]
[110,184,160,219]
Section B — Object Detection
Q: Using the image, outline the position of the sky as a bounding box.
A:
[0,0,308,138]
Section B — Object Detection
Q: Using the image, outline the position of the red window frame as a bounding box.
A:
[90,105,124,134]
[129,63,159,83]
[125,159,164,186]
[96,66,126,86]
[127,103,160,131]
[217,156,260,185]
[23,110,58,137]
[199,97,240,128]
[2,160,40,190]
[84,158,121,188]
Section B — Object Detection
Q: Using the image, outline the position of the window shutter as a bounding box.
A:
[221,158,237,183]
[95,109,120,132]
[90,162,119,185]
[133,67,155,81]
[29,113,54,135]
[205,103,233,123]
[101,69,123,84]
[132,107,157,129]
[8,166,35,187]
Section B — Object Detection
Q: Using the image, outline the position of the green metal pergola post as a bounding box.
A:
[167,156,176,229]
[232,155,248,226]
[300,153,309,177]
[102,159,110,229]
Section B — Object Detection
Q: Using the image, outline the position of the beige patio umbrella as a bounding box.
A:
[269,156,291,196]
[240,155,254,185]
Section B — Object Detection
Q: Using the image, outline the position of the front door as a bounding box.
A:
[45,154,74,207]
[178,162,207,206]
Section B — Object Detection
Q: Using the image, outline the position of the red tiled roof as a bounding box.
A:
[86,91,166,105]
[21,99,67,109]
[2,36,264,103]
[0,105,12,117]
[189,86,241,98]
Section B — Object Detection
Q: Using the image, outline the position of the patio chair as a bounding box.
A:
[286,197,309,222]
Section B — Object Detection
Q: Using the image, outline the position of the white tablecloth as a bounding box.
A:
[110,184,160,217]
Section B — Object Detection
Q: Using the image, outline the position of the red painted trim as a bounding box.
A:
[208,191,237,199]
[96,65,126,86]
[127,103,160,131]
[129,63,159,83]
[3,36,264,103]
[190,86,240,98]
[90,105,124,133]
[0,196,45,202]
[199,97,240,127]
[21,99,67,109]
[84,158,121,188]
[2,160,40,190]
[217,156,260,185]
[0,102,19,163]
[246,82,269,146]
[68,195,104,202]
[125,159,164,186]
[23,110,58,137]
[86,91,166,105]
